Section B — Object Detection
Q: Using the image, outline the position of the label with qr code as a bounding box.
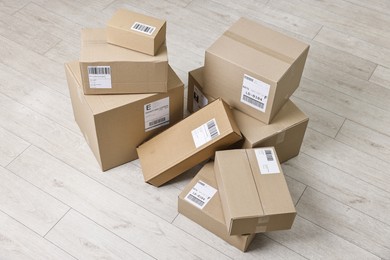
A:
[240,74,270,112]
[191,118,220,148]
[144,97,169,132]
[185,180,217,209]
[87,66,112,89]
[131,22,156,35]
[254,148,280,174]
[193,85,209,112]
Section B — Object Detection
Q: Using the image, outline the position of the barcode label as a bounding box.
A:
[144,97,170,132]
[87,66,112,89]
[254,148,280,174]
[185,180,217,209]
[193,85,209,112]
[191,118,220,148]
[240,74,270,112]
[131,22,156,35]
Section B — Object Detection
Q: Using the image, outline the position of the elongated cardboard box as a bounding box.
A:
[204,17,309,124]
[188,67,308,162]
[107,9,166,55]
[179,162,255,252]
[137,99,242,187]
[65,61,183,171]
[215,148,296,235]
[80,28,168,94]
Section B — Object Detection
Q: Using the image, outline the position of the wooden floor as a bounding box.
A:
[0,0,390,259]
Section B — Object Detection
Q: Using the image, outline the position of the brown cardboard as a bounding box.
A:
[204,17,309,124]
[178,162,255,252]
[188,67,309,162]
[65,61,183,171]
[214,148,296,235]
[80,28,168,94]
[107,9,166,56]
[137,99,242,187]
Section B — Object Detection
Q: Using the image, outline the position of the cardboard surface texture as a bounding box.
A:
[80,28,168,94]
[214,148,296,235]
[65,61,183,171]
[204,17,309,124]
[107,9,166,55]
[137,99,242,187]
[178,162,255,252]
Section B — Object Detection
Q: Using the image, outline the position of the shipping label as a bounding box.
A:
[87,66,112,89]
[193,85,209,112]
[240,74,270,112]
[185,180,217,209]
[255,148,280,174]
[191,118,220,148]
[144,97,170,132]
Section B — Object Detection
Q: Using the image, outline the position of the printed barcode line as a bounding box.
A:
[265,150,274,161]
[244,75,254,82]
[88,67,111,75]
[207,119,219,139]
[243,95,264,109]
[131,22,155,35]
[187,194,204,207]
[149,117,166,127]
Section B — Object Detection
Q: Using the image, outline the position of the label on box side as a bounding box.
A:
[193,85,209,112]
[185,180,217,209]
[191,118,220,148]
[144,97,170,132]
[254,148,280,174]
[87,66,112,89]
[240,74,270,112]
[131,22,156,35]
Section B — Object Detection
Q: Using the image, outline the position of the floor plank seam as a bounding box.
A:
[43,208,72,238]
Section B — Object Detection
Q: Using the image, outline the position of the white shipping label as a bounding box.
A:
[185,180,217,209]
[144,97,170,132]
[193,85,209,112]
[255,148,280,174]
[131,22,156,35]
[87,66,112,89]
[240,74,270,112]
[191,118,220,148]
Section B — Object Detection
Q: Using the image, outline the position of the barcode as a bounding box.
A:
[187,194,204,207]
[207,119,219,139]
[243,95,264,109]
[149,117,166,127]
[131,22,155,35]
[244,75,254,82]
[265,150,274,161]
[88,66,111,75]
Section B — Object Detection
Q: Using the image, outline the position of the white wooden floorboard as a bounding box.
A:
[369,65,390,89]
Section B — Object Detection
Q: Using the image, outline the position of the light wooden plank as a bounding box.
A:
[0,211,74,260]
[0,0,29,14]
[369,65,390,90]
[46,210,154,260]
[44,39,79,65]
[0,127,29,167]
[297,187,389,259]
[7,146,232,260]
[345,0,390,15]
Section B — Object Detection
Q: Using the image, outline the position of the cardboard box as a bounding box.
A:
[178,162,255,252]
[137,99,242,187]
[65,61,183,171]
[188,67,309,163]
[107,9,166,56]
[204,17,309,124]
[80,28,168,94]
[215,148,296,235]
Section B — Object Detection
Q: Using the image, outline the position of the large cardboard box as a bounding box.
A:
[178,162,255,252]
[80,28,168,94]
[188,67,309,163]
[204,17,309,124]
[215,148,296,236]
[137,99,242,187]
[107,9,166,56]
[65,61,183,171]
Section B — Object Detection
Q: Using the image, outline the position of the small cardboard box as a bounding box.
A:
[204,17,309,124]
[80,28,168,94]
[188,67,309,163]
[107,9,166,56]
[65,61,183,171]
[215,148,296,236]
[137,99,242,187]
[178,162,255,252]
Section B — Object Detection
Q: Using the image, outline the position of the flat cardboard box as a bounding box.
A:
[204,17,309,124]
[107,9,166,56]
[178,162,255,252]
[188,67,309,163]
[215,148,296,235]
[65,61,183,171]
[80,28,168,94]
[137,99,242,187]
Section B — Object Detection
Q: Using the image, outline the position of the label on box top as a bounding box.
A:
[193,85,209,112]
[240,74,270,112]
[131,22,156,35]
[144,97,170,132]
[191,118,220,148]
[185,180,217,209]
[255,148,280,174]
[87,66,112,89]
